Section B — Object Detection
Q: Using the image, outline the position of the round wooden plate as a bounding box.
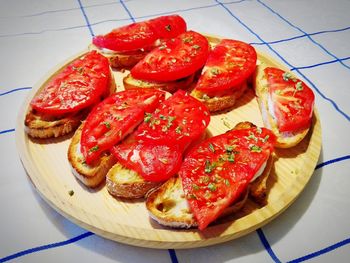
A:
[16,36,322,249]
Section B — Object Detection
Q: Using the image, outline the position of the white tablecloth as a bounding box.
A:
[1,0,350,262]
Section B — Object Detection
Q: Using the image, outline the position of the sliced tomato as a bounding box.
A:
[111,141,182,182]
[131,31,209,82]
[195,39,257,94]
[135,89,210,150]
[264,67,315,132]
[148,15,187,40]
[92,15,186,52]
[179,127,275,230]
[31,51,110,115]
[112,90,210,182]
[80,89,165,164]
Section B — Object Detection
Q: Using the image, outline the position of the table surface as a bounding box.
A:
[1,0,349,262]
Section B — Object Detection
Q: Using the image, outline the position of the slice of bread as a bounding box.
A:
[146,175,249,229]
[67,124,116,188]
[190,82,248,112]
[123,73,196,93]
[146,121,274,229]
[25,68,116,139]
[106,163,162,199]
[254,63,309,148]
[89,44,148,69]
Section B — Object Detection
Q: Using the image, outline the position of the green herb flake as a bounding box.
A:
[175,126,182,134]
[208,183,217,192]
[296,81,303,91]
[225,145,234,153]
[227,153,235,163]
[224,179,230,186]
[144,113,152,123]
[204,160,216,173]
[210,68,220,75]
[192,184,200,191]
[256,127,262,134]
[159,114,166,120]
[261,135,270,143]
[68,190,74,196]
[102,121,111,129]
[208,143,215,153]
[282,72,296,82]
[250,145,262,153]
[89,145,99,152]
[192,44,201,49]
[165,24,171,31]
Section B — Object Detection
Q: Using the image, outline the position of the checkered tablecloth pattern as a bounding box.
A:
[1,1,350,262]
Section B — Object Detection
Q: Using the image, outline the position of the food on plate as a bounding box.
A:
[123,31,209,92]
[68,89,165,187]
[191,39,257,112]
[254,66,315,148]
[146,122,275,230]
[25,51,115,139]
[107,90,210,198]
[91,15,187,68]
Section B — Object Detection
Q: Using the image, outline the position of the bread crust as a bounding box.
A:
[67,124,116,188]
[25,67,116,139]
[89,44,148,69]
[123,73,195,93]
[254,64,309,148]
[106,163,162,199]
[190,82,248,112]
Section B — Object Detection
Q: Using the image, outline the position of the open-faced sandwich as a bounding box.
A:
[91,15,187,68]
[191,39,257,112]
[25,51,115,139]
[146,122,276,230]
[123,31,209,93]
[106,90,210,198]
[68,89,165,187]
[254,65,315,148]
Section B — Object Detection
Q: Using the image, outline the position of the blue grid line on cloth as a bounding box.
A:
[220,1,350,122]
[256,0,350,71]
[290,56,350,71]
[0,129,15,135]
[168,249,179,263]
[0,87,32,96]
[120,0,136,22]
[0,231,94,263]
[315,155,350,170]
[215,0,350,262]
[250,25,350,46]
[76,0,95,37]
[256,229,281,263]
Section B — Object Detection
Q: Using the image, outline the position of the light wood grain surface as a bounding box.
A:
[15,36,322,249]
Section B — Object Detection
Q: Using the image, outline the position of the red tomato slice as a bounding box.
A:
[30,51,110,115]
[179,127,275,230]
[264,67,315,132]
[195,39,257,93]
[111,142,182,182]
[131,31,209,82]
[112,90,210,182]
[135,89,210,150]
[92,15,186,52]
[81,89,165,164]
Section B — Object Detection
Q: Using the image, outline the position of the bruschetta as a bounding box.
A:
[254,65,315,148]
[91,15,187,68]
[191,39,257,112]
[25,51,116,139]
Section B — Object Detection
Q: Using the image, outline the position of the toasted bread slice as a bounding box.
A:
[25,69,116,139]
[123,73,195,93]
[190,82,248,112]
[254,63,309,148]
[67,124,116,187]
[146,176,249,229]
[146,121,274,229]
[24,109,84,139]
[89,44,148,69]
[106,163,162,199]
